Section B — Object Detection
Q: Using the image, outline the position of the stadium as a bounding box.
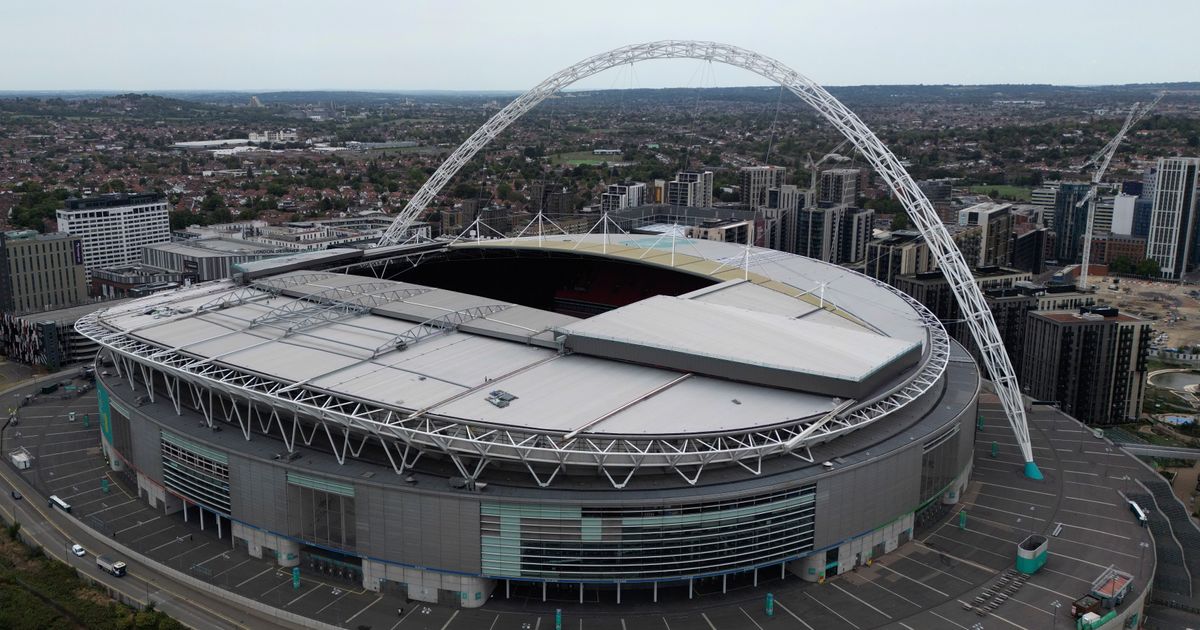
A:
[76,232,979,607]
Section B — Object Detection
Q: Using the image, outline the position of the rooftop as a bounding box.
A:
[86,235,941,448]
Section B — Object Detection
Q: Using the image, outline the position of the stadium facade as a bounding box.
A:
[79,234,979,607]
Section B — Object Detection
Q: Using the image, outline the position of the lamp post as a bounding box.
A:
[1050,600,1061,628]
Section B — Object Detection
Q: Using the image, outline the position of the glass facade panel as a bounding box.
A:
[919,425,960,505]
[160,431,232,514]
[287,481,357,550]
[481,485,816,580]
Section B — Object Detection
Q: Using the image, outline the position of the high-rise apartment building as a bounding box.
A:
[792,206,874,265]
[530,181,573,214]
[1031,184,1058,228]
[1145,157,1200,279]
[1022,307,1150,425]
[977,283,1096,382]
[1052,183,1092,263]
[56,193,170,278]
[665,179,699,208]
[675,172,714,208]
[739,166,787,211]
[818,168,860,206]
[863,230,936,285]
[894,267,1031,347]
[0,230,88,313]
[599,183,647,213]
[1010,228,1049,275]
[1109,193,1138,235]
[958,202,1014,268]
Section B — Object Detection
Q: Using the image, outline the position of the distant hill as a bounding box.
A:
[2,83,1197,110]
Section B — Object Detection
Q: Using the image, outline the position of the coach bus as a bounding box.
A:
[48,495,71,513]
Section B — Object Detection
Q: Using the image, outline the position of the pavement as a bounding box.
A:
[1,367,1194,629]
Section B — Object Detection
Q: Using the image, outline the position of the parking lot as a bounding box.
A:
[2,372,1162,629]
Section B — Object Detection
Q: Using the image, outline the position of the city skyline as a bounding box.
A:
[2,0,1198,91]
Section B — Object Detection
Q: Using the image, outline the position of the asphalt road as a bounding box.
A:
[0,370,294,630]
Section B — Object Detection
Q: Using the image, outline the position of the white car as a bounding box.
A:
[71,544,86,557]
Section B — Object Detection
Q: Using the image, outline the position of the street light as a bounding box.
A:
[1050,600,1061,629]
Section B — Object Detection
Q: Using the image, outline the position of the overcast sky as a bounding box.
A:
[3,0,1197,91]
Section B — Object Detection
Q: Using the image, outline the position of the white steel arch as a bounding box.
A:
[377,40,1042,478]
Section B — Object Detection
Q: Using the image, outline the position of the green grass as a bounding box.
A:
[967,185,1033,201]
[549,150,621,166]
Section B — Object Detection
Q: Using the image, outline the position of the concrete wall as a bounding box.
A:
[356,484,482,575]
[228,454,289,534]
[362,559,495,608]
[813,444,922,550]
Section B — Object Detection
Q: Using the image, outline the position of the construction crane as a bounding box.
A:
[797,139,852,258]
[804,138,852,208]
[1076,93,1163,290]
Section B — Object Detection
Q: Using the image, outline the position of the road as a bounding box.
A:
[0,371,295,630]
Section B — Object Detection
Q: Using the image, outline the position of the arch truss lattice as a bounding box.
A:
[377,40,1040,478]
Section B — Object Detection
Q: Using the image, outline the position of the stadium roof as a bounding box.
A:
[81,234,948,481]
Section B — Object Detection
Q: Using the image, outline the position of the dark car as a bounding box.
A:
[10,491,21,500]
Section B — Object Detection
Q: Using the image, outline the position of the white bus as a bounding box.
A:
[48,495,71,513]
[1128,500,1147,526]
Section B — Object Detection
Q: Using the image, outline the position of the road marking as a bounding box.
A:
[89,498,137,515]
[913,541,1001,573]
[438,610,460,630]
[285,582,322,607]
[927,609,969,629]
[1049,551,1110,570]
[195,547,234,567]
[1037,564,1092,586]
[804,591,859,629]
[772,599,814,630]
[1063,495,1118,507]
[898,623,916,630]
[166,541,211,564]
[63,486,105,504]
[958,501,1048,522]
[700,612,717,629]
[234,564,273,588]
[977,481,1057,498]
[1023,580,1076,601]
[661,617,671,630]
[1057,507,1139,524]
[34,447,96,461]
[738,607,764,629]
[315,586,352,615]
[830,581,891,619]
[983,608,1031,630]
[859,572,924,607]
[877,563,950,597]
[389,605,418,629]
[344,593,382,623]
[924,528,1014,561]
[893,553,976,584]
[210,557,252,580]
[145,534,188,553]
[128,523,176,545]
[1058,522,1132,540]
[114,515,160,535]
[43,465,108,484]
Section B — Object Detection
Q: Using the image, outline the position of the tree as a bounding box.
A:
[1135,258,1161,278]
[200,191,224,213]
